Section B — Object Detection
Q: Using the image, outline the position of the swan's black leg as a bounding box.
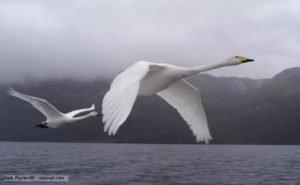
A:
[34,123,49,128]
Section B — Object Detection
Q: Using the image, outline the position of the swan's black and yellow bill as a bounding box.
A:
[237,56,255,63]
[95,112,101,117]
[242,58,255,63]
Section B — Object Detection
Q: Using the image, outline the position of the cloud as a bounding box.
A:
[0,0,299,83]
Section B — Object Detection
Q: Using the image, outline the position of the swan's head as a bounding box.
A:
[226,56,255,65]
[90,111,101,117]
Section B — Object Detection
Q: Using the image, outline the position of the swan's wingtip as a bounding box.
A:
[204,139,210,144]
[112,129,118,135]
[103,122,109,132]
[108,128,113,136]
[196,136,212,144]
[7,87,16,95]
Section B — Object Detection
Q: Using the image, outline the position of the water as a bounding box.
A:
[0,142,299,185]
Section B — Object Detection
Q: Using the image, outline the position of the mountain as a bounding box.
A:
[0,68,299,144]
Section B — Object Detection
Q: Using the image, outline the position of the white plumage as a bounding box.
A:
[8,87,100,128]
[102,56,254,143]
[157,79,210,143]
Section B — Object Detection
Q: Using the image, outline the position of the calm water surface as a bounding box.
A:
[0,142,299,185]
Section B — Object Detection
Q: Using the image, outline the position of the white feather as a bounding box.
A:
[8,87,98,128]
[157,79,212,143]
[65,104,95,117]
[101,56,253,143]
[102,61,150,133]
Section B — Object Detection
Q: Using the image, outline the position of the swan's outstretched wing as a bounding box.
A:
[65,104,95,118]
[157,79,212,143]
[7,87,64,119]
[102,61,164,135]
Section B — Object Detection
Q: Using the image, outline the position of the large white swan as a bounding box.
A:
[8,87,100,128]
[102,56,254,143]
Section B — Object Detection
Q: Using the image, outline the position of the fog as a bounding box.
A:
[0,0,299,83]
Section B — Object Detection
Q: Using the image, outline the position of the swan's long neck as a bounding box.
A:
[182,60,230,77]
[71,114,93,122]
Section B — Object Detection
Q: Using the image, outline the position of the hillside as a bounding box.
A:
[0,68,299,144]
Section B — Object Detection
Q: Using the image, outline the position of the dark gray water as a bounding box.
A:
[0,142,299,185]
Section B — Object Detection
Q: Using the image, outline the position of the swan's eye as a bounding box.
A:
[235,56,239,58]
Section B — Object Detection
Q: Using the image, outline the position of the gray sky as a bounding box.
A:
[0,0,299,83]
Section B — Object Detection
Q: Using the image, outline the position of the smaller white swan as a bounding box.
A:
[8,87,100,128]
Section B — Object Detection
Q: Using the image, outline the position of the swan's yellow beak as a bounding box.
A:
[238,56,255,63]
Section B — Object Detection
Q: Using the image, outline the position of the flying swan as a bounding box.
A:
[102,56,254,143]
[8,87,100,128]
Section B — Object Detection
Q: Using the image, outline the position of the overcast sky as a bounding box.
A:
[0,0,299,83]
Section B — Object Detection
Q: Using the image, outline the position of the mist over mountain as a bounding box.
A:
[0,68,299,144]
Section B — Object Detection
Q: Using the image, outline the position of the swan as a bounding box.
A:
[102,56,254,143]
[8,87,101,128]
